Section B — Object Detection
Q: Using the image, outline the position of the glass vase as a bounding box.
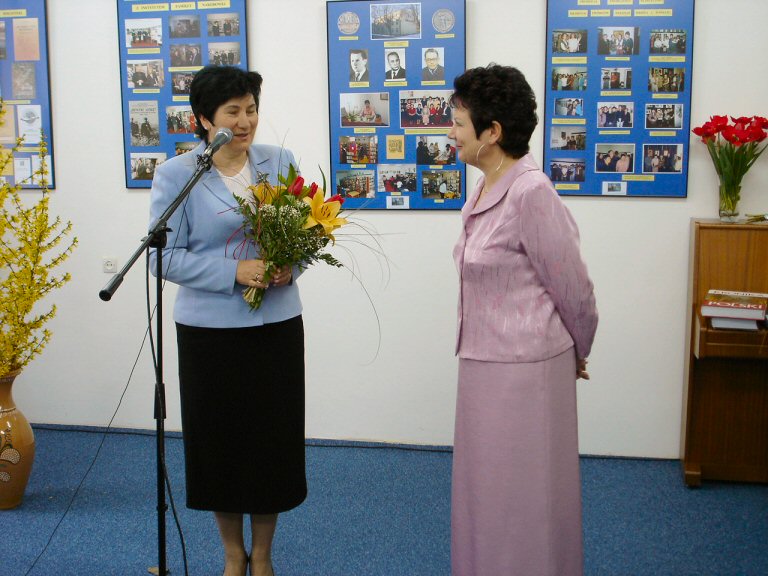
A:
[718,181,740,223]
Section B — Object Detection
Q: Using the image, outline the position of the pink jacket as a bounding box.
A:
[453,154,597,362]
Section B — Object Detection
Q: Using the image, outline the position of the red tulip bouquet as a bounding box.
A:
[692,115,768,220]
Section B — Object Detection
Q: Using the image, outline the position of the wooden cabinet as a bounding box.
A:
[682,219,768,486]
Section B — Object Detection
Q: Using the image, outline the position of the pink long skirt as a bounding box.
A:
[451,348,583,576]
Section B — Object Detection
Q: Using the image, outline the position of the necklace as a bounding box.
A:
[215,157,247,177]
[217,160,252,201]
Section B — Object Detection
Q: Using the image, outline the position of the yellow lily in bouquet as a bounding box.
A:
[303,186,347,241]
[234,164,348,310]
[250,180,283,205]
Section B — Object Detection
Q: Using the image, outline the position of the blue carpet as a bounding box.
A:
[2,427,767,575]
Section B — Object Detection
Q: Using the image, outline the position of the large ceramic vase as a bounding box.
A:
[0,370,36,509]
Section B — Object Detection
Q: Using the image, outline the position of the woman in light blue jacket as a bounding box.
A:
[149,65,303,576]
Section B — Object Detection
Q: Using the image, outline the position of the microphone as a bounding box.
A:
[201,127,233,159]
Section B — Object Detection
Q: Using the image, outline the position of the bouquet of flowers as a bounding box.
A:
[692,115,768,218]
[234,164,347,310]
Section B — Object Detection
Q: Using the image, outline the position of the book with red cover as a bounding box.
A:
[700,290,768,320]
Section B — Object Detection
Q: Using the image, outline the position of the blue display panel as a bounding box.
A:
[117,0,248,188]
[0,0,55,188]
[326,0,466,210]
[543,0,694,197]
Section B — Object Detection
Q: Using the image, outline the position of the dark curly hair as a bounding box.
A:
[189,65,263,142]
[450,64,538,158]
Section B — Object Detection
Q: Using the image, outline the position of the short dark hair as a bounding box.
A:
[450,64,538,158]
[189,65,262,141]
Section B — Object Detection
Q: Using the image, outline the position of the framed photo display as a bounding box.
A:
[543,0,694,197]
[0,0,55,188]
[326,0,466,210]
[117,0,248,188]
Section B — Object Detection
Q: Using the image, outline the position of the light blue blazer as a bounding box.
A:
[148,141,302,328]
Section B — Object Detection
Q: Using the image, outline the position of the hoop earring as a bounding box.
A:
[495,151,505,172]
[475,143,486,164]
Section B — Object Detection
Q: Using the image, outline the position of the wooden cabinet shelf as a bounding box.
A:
[694,314,768,359]
[682,219,768,487]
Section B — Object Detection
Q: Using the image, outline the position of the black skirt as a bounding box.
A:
[176,315,307,514]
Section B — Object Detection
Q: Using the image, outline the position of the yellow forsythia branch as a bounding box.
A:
[0,101,78,377]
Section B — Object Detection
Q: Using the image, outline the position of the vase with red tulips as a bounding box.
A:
[692,115,768,222]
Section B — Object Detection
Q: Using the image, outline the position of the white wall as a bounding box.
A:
[14,0,768,458]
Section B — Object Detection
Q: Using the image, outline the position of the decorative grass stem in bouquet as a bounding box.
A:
[234,164,347,310]
[692,115,768,222]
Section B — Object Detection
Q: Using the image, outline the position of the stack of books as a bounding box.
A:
[700,289,768,330]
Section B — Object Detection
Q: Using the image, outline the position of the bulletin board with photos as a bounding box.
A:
[326,0,466,210]
[0,0,55,188]
[543,0,694,197]
[117,0,248,188]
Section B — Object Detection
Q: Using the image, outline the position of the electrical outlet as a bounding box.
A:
[102,258,118,274]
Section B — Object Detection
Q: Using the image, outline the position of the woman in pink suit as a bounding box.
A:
[449,65,598,576]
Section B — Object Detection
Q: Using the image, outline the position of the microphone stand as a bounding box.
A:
[99,150,216,576]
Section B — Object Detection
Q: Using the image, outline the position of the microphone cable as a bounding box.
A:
[23,202,194,576]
